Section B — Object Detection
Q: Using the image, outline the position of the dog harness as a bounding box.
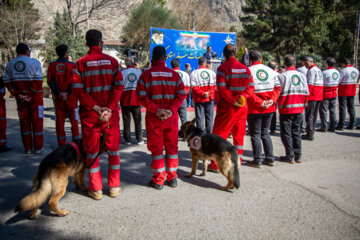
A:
[68,142,80,155]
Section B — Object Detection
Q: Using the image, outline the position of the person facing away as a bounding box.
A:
[317,57,339,132]
[4,43,44,154]
[190,56,217,134]
[277,56,309,164]
[47,44,80,146]
[209,44,255,172]
[171,58,190,127]
[71,29,124,200]
[246,50,281,168]
[336,58,359,130]
[136,46,186,190]
[120,57,144,145]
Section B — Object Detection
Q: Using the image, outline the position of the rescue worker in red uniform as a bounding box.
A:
[47,45,80,146]
[72,30,123,200]
[137,46,186,190]
[0,73,11,153]
[4,43,44,154]
[210,44,255,171]
[246,50,281,168]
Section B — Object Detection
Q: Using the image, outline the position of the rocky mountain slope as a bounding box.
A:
[31,0,246,41]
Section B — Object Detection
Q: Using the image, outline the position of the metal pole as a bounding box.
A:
[86,0,89,30]
[355,10,360,68]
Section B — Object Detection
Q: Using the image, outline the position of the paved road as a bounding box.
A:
[1,98,360,240]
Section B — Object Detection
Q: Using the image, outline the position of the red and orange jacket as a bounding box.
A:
[322,67,339,99]
[190,66,216,103]
[4,55,43,99]
[136,60,186,115]
[47,57,74,98]
[338,65,359,97]
[306,64,323,101]
[120,66,142,107]
[247,62,281,114]
[277,67,309,114]
[216,57,254,108]
[71,46,123,112]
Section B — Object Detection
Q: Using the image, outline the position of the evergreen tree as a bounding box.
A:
[241,0,330,63]
[42,9,87,65]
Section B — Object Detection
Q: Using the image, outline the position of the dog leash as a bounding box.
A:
[87,119,109,169]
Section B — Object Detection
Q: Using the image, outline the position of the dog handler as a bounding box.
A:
[72,30,123,199]
[210,44,255,171]
[137,46,186,190]
[47,44,80,146]
[4,43,44,154]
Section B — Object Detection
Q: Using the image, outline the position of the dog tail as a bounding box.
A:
[15,171,52,213]
[230,148,240,189]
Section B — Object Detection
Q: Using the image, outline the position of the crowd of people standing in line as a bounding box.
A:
[0,29,359,198]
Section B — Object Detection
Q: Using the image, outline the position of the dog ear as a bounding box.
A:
[191,118,196,125]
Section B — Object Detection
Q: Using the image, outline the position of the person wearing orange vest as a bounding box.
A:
[4,43,44,154]
[47,44,80,146]
[317,57,339,132]
[171,58,190,126]
[209,44,254,172]
[336,58,359,130]
[120,57,143,145]
[137,46,186,190]
[72,30,124,200]
[277,56,309,163]
[0,74,11,153]
[190,57,216,133]
[246,50,281,168]
[302,55,323,141]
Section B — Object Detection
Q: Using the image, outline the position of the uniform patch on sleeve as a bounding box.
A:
[232,69,247,73]
[87,60,111,67]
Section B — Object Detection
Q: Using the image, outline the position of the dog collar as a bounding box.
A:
[69,142,80,155]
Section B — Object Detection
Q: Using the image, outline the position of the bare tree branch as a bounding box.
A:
[64,0,116,36]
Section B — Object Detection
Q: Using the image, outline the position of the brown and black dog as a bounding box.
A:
[15,139,106,219]
[180,119,240,191]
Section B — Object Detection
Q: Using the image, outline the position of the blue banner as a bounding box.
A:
[150,27,236,71]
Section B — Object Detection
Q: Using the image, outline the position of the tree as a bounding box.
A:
[241,0,331,63]
[42,9,87,65]
[0,0,40,61]
[121,0,183,63]
[320,0,360,65]
[171,0,214,31]
[65,0,116,36]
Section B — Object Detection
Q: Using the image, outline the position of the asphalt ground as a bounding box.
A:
[0,98,360,240]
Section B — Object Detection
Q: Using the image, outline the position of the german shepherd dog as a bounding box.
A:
[180,119,240,191]
[15,139,105,219]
